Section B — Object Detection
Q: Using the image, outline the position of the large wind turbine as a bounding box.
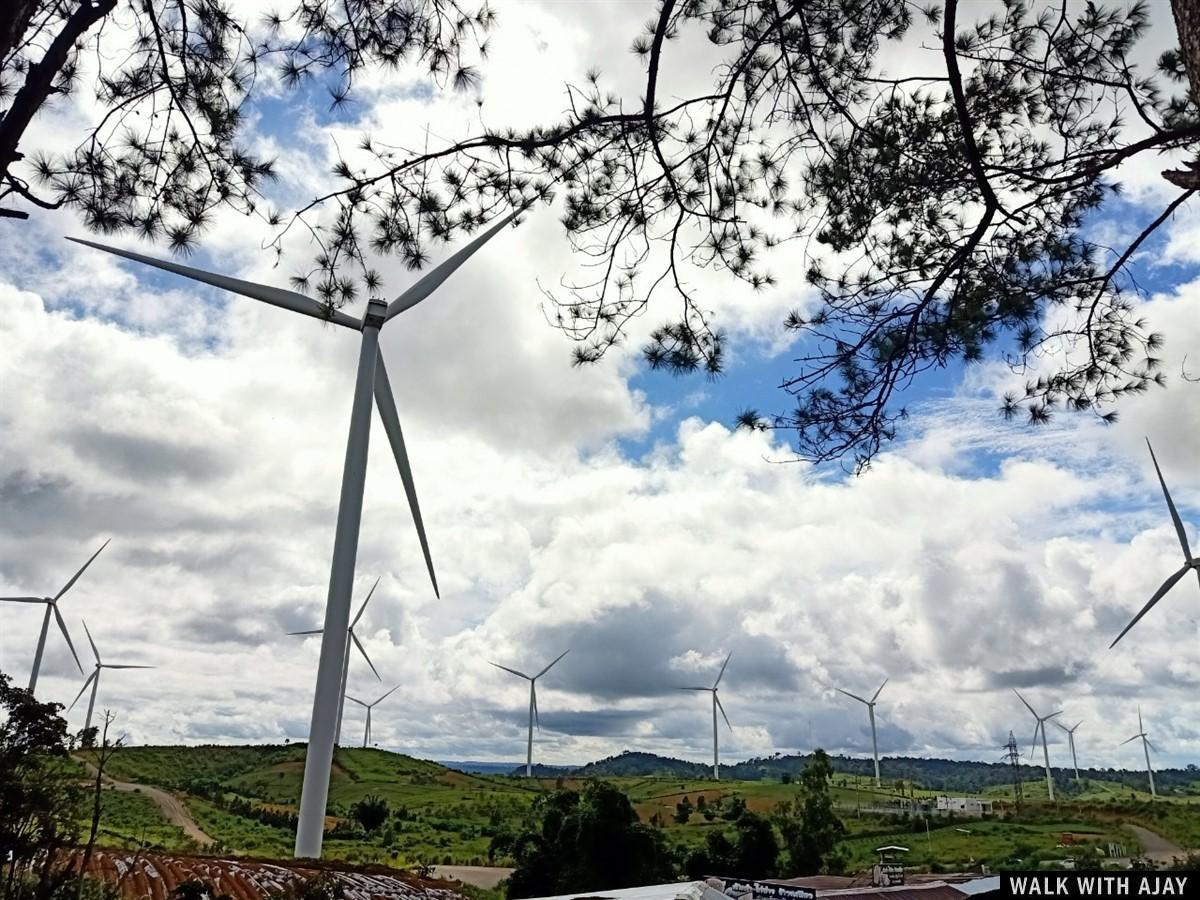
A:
[346,685,399,748]
[289,577,382,745]
[680,652,733,780]
[1112,439,1200,647]
[0,540,109,693]
[1054,719,1083,782]
[68,620,154,731]
[72,209,523,858]
[1014,689,1061,801]
[490,650,569,777]
[1122,707,1157,797]
[835,679,887,787]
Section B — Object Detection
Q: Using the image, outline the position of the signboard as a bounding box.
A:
[708,879,816,900]
[872,864,905,887]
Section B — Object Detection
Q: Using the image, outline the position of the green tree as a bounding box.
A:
[775,749,847,875]
[505,782,674,899]
[684,812,779,878]
[675,795,694,824]
[350,795,390,833]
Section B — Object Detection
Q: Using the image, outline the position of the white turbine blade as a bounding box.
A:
[532,681,540,732]
[872,678,889,703]
[82,619,101,665]
[288,629,324,636]
[1046,711,1063,720]
[1012,688,1038,717]
[351,577,382,628]
[68,672,97,711]
[350,632,382,681]
[490,662,531,680]
[1052,718,1072,733]
[1030,722,1042,758]
[1138,706,1144,732]
[714,652,733,688]
[679,686,712,691]
[53,605,83,674]
[1071,720,1083,733]
[836,687,869,705]
[103,664,154,670]
[346,695,368,708]
[715,693,733,732]
[1146,738,1159,753]
[385,210,522,320]
[1147,439,1192,561]
[1121,734,1141,745]
[54,539,110,601]
[1111,564,1190,648]
[374,684,401,706]
[535,649,570,679]
[67,238,361,329]
[0,596,45,603]
[373,357,438,597]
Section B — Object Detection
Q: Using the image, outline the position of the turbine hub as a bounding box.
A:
[362,298,388,329]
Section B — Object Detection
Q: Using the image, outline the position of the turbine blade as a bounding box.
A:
[351,577,382,628]
[1147,738,1159,753]
[872,678,889,703]
[1052,719,1071,733]
[54,539,110,601]
[490,662,531,680]
[679,687,712,691]
[715,694,733,732]
[1046,711,1063,720]
[373,357,438,597]
[1139,706,1144,732]
[68,672,97,712]
[67,238,361,329]
[346,695,368,708]
[1121,734,1140,745]
[1030,722,1042,758]
[385,210,522,320]
[103,664,154,669]
[53,605,83,675]
[350,632,382,681]
[535,649,570,679]
[375,685,401,706]
[82,619,100,664]
[0,597,45,603]
[1147,439,1192,560]
[1110,564,1190,648]
[288,629,324,636]
[532,682,540,733]
[1012,688,1038,717]
[714,652,732,688]
[836,687,869,705]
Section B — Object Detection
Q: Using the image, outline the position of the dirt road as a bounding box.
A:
[1128,824,1188,864]
[77,759,213,847]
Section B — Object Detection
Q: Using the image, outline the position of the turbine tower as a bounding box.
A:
[1122,707,1157,797]
[490,650,569,776]
[0,540,109,693]
[835,679,888,787]
[1112,439,1200,647]
[680,652,733,780]
[72,209,523,858]
[289,577,382,744]
[1014,689,1061,801]
[1054,719,1083,782]
[346,685,399,748]
[68,620,154,731]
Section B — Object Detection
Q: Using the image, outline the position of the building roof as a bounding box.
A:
[528,882,731,900]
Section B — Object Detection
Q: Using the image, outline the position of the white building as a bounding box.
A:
[934,796,993,817]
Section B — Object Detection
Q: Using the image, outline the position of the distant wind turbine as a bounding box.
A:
[68,620,154,731]
[490,650,569,776]
[346,685,399,748]
[0,540,109,693]
[680,652,733,780]
[72,208,524,859]
[1014,689,1061,801]
[1053,719,1083,782]
[1112,439,1200,647]
[835,679,888,787]
[290,577,382,744]
[1122,707,1157,797]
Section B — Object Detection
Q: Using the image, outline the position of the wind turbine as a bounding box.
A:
[835,679,887,787]
[489,649,569,777]
[289,577,382,745]
[1053,719,1083,782]
[0,540,109,693]
[679,652,733,780]
[1122,706,1157,797]
[346,685,399,748]
[68,620,154,731]
[1014,689,1061,801]
[71,208,524,859]
[1112,439,1200,647]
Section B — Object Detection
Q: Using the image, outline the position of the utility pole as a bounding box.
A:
[1005,731,1024,813]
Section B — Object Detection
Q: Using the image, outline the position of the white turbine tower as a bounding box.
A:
[68,620,154,731]
[0,540,109,693]
[490,649,569,777]
[71,209,523,858]
[289,577,382,745]
[1122,707,1157,797]
[679,652,733,780]
[835,679,887,787]
[346,685,399,748]
[1112,439,1200,647]
[1053,719,1083,782]
[1014,689,1061,801]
